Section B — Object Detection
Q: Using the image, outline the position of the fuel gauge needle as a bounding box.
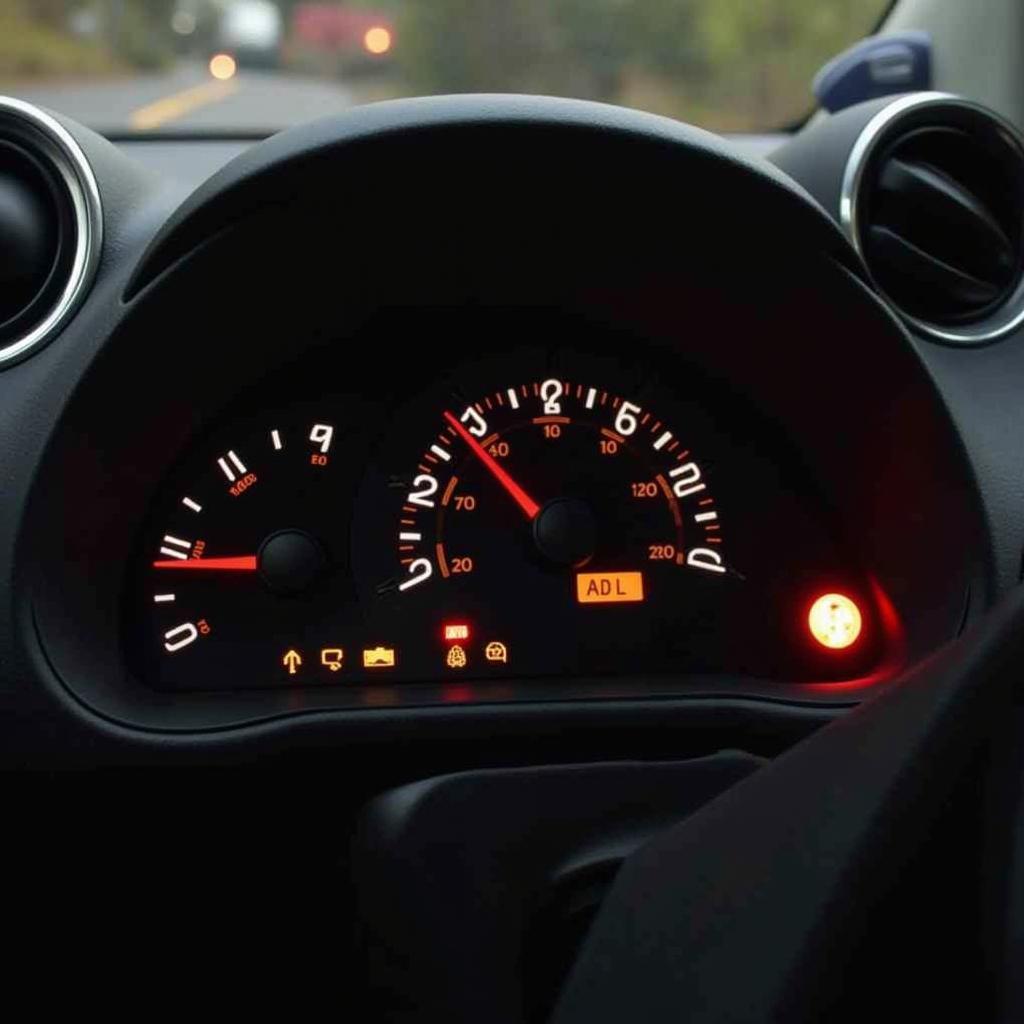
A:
[152,556,258,571]
[444,411,541,520]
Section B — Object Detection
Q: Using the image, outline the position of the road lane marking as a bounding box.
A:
[129,79,240,130]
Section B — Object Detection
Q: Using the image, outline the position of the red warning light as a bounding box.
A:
[808,593,863,650]
[444,623,470,642]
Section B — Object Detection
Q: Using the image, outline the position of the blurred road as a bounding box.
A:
[5,61,357,133]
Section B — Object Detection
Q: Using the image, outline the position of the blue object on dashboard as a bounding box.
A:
[813,31,932,113]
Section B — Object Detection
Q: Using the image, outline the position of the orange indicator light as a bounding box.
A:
[808,593,863,650]
[576,571,645,604]
[321,648,344,672]
[444,623,470,642]
[363,646,396,668]
[446,644,468,669]
[485,641,508,663]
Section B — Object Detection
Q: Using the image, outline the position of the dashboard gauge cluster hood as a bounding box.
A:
[124,94,862,300]
[0,93,992,762]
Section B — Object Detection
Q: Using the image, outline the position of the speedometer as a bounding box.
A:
[375,378,729,676]
[130,350,879,691]
[385,380,729,634]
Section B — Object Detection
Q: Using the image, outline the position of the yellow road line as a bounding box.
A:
[129,78,240,130]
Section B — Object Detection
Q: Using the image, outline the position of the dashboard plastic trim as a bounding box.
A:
[839,91,1024,345]
[0,95,103,368]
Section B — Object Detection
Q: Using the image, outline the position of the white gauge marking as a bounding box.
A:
[668,462,705,499]
[585,387,596,409]
[217,450,247,482]
[614,401,641,436]
[507,388,520,410]
[695,511,718,523]
[310,424,334,453]
[153,594,175,603]
[430,444,451,462]
[163,622,199,652]
[460,405,488,438]
[399,557,433,591]
[271,429,283,450]
[687,548,726,574]
[408,474,439,508]
[653,431,672,451]
[181,497,202,513]
[399,532,422,542]
[159,535,191,560]
[540,378,563,415]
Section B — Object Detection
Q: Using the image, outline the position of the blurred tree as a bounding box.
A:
[695,0,884,125]
[396,0,885,129]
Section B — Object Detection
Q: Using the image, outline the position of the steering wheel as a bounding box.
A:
[551,589,1024,1022]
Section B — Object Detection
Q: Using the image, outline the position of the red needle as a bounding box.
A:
[444,410,541,520]
[152,556,258,571]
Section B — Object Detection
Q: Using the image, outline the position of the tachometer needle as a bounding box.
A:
[444,410,541,520]
[152,556,258,571]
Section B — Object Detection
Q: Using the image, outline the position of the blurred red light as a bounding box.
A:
[444,623,470,642]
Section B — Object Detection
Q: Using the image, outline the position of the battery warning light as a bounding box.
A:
[363,646,396,668]
[808,593,863,650]
[444,623,470,642]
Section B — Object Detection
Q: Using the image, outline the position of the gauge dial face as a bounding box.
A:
[364,378,730,678]
[133,402,372,690]
[131,356,878,691]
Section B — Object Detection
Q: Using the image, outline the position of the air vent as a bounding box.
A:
[842,94,1024,344]
[0,97,101,367]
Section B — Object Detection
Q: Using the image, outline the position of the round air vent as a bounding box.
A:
[0,96,101,367]
[841,93,1024,344]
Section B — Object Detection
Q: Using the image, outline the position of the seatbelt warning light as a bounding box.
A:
[576,571,645,604]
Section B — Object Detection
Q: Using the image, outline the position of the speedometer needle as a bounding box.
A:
[444,410,541,520]
[152,556,258,571]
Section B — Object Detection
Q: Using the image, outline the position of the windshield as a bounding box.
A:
[2,1,887,135]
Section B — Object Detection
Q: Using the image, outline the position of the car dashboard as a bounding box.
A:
[3,91,1019,755]
[7,85,1024,1020]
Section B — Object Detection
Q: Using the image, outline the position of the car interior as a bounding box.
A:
[3,0,1024,1018]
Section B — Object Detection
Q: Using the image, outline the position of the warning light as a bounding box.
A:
[320,648,344,672]
[576,571,645,604]
[485,641,508,664]
[444,623,470,642]
[808,593,863,650]
[282,649,302,675]
[446,644,468,669]
[363,646,396,668]
[363,26,392,55]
